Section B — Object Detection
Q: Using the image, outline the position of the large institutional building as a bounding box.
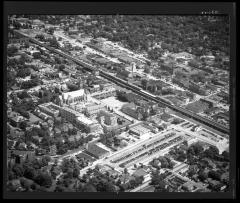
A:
[60,106,82,123]
[60,106,102,133]
[61,89,87,104]
[76,114,102,133]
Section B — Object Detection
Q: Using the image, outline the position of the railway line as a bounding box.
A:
[13,29,230,135]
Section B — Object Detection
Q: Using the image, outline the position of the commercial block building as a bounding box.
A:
[200,98,217,108]
[91,87,116,100]
[38,102,61,117]
[9,112,28,128]
[129,124,151,137]
[87,142,110,159]
[100,83,115,90]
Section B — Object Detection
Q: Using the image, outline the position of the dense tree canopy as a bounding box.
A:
[34,173,52,188]
[84,15,229,60]
[7,45,18,56]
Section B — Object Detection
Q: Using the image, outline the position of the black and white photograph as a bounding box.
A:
[3,1,237,199]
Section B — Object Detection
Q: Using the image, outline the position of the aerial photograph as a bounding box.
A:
[6,15,230,193]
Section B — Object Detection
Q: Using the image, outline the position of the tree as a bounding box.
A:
[23,166,36,180]
[141,79,148,90]
[16,68,32,78]
[106,137,114,147]
[24,41,30,48]
[63,26,69,32]
[171,118,182,125]
[221,151,229,161]
[13,21,21,29]
[20,178,32,191]
[67,83,79,91]
[48,37,60,48]
[57,146,67,155]
[55,185,67,192]
[57,64,65,71]
[204,146,219,159]
[72,128,78,135]
[148,48,163,60]
[48,27,55,35]
[208,170,221,181]
[12,164,24,177]
[15,107,30,119]
[151,158,160,169]
[41,136,51,147]
[188,60,199,68]
[61,159,72,173]
[36,34,45,41]
[155,181,168,192]
[82,183,97,192]
[32,52,42,59]
[19,121,28,130]
[150,171,165,186]
[114,137,121,147]
[41,155,51,166]
[182,140,188,147]
[144,66,151,74]
[135,176,144,185]
[192,142,204,155]
[17,91,29,99]
[31,159,42,170]
[176,150,187,162]
[8,170,16,181]
[187,142,204,156]
[198,170,208,182]
[20,53,31,63]
[65,168,74,179]
[129,179,138,189]
[7,45,18,56]
[34,173,52,188]
[187,154,195,165]
[168,161,174,169]
[188,167,196,178]
[73,168,80,178]
[104,182,117,192]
